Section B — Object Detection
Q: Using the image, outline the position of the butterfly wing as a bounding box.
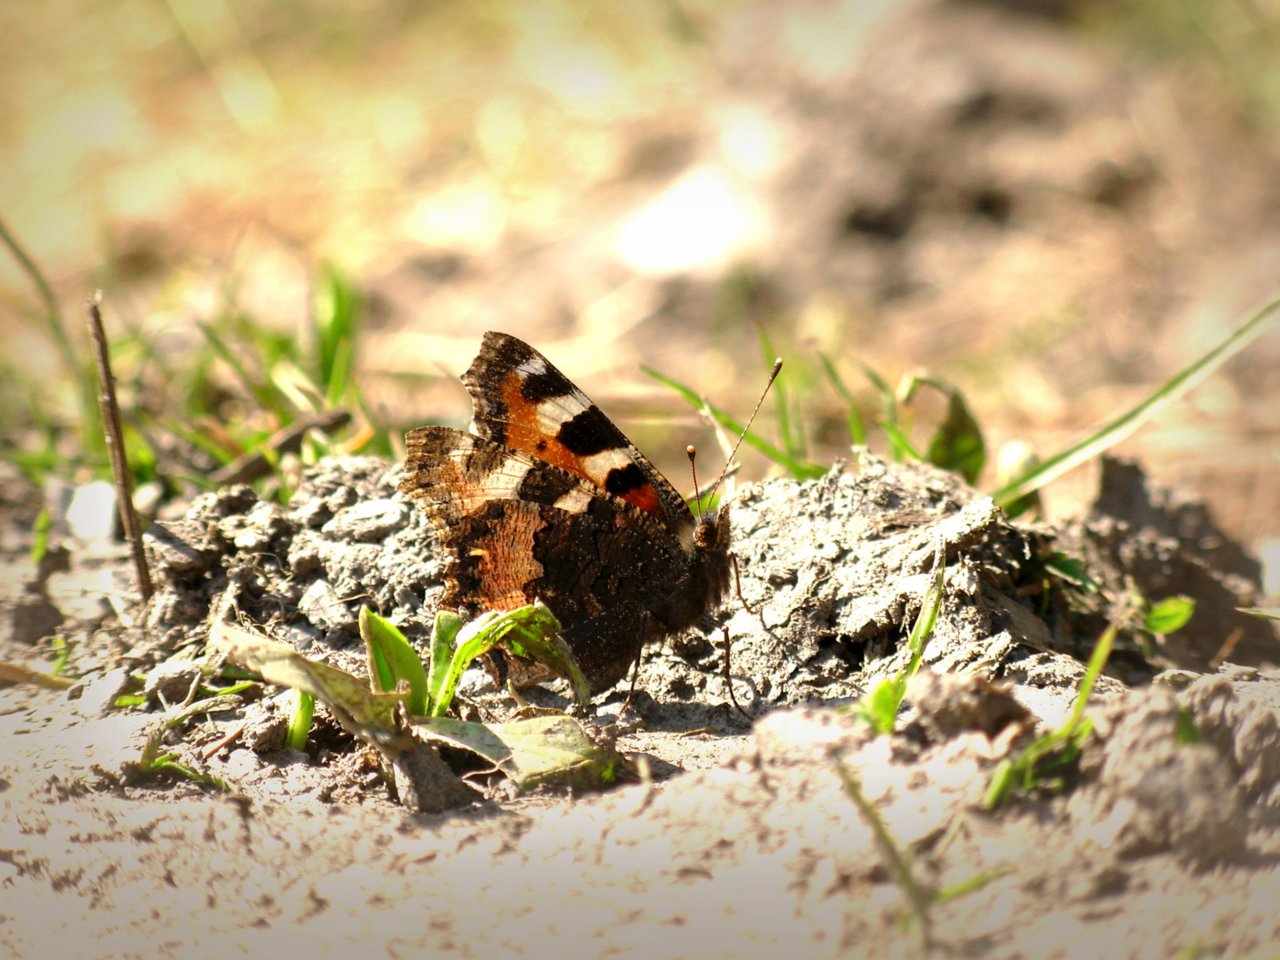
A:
[462,331,695,541]
[400,426,687,689]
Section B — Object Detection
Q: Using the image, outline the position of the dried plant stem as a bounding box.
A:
[86,295,153,603]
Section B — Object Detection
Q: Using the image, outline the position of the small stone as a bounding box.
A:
[70,667,133,718]
[322,499,408,543]
[5,591,64,644]
[66,481,119,543]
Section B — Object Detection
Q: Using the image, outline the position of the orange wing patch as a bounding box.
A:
[498,372,583,475]
[497,372,665,518]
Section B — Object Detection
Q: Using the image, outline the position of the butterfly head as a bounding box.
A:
[690,503,733,604]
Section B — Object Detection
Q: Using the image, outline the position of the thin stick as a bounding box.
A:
[87,294,153,603]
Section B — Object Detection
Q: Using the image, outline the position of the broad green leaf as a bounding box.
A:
[427,610,463,714]
[490,607,590,708]
[361,606,429,716]
[900,373,986,483]
[1144,596,1195,635]
[432,604,586,716]
[432,604,588,715]
[925,385,985,484]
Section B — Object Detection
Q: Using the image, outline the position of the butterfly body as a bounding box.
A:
[399,332,731,693]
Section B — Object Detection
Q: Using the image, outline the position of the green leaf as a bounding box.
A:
[490,608,591,708]
[1042,554,1099,593]
[859,677,906,735]
[199,320,287,420]
[1144,596,1195,635]
[433,604,589,714]
[137,727,232,791]
[428,610,463,714]
[985,624,1116,808]
[313,263,361,404]
[879,421,922,464]
[993,441,1042,518]
[924,385,985,484]
[31,506,51,569]
[904,561,946,670]
[413,714,621,791]
[361,606,429,716]
[854,560,946,735]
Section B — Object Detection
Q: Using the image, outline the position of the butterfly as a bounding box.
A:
[398,332,733,694]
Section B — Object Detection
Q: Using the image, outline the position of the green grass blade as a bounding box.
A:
[1238,606,1280,620]
[286,690,315,751]
[879,421,921,463]
[984,623,1117,807]
[313,263,361,403]
[833,756,935,949]
[198,319,288,419]
[818,352,868,446]
[643,366,826,480]
[1063,623,1116,735]
[0,216,101,448]
[858,361,898,423]
[856,559,946,734]
[994,295,1280,509]
[756,326,800,460]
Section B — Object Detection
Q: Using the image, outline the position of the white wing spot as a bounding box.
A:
[552,487,594,514]
[515,356,548,377]
[581,449,634,485]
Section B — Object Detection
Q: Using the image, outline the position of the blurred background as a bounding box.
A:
[1,0,1278,574]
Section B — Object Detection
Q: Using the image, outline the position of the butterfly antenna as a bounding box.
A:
[686,445,703,518]
[705,357,782,505]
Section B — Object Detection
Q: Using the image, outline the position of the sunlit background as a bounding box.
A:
[2,0,1278,576]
